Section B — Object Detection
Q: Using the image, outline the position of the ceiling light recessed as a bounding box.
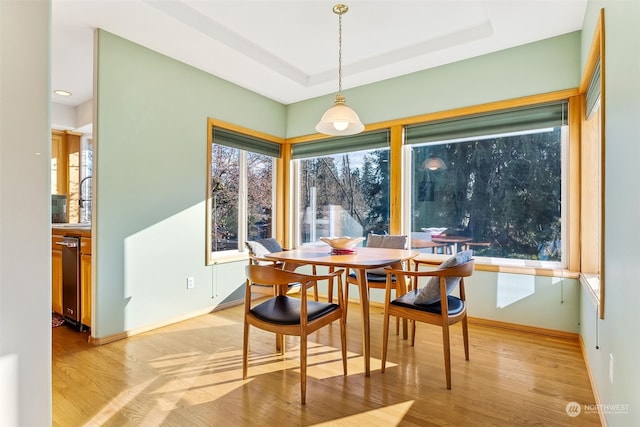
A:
[53,89,72,97]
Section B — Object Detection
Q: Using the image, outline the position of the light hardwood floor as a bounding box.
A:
[53,301,601,426]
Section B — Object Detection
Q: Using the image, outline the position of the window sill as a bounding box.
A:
[413,253,579,279]
[579,272,601,308]
[207,252,248,265]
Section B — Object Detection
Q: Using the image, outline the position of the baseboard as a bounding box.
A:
[467,317,579,340]
[89,301,244,346]
[319,290,579,341]
[89,297,578,345]
[88,293,273,346]
[579,335,608,427]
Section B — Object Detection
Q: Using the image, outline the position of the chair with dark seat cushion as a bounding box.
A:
[381,253,474,389]
[246,238,318,301]
[243,264,347,404]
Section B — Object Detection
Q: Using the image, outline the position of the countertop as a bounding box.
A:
[52,223,92,237]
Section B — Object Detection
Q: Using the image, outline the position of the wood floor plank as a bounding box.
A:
[53,302,601,426]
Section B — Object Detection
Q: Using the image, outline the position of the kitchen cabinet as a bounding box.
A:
[51,226,92,329]
[80,236,92,328]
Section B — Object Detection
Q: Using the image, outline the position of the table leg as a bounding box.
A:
[355,268,371,376]
[390,261,409,339]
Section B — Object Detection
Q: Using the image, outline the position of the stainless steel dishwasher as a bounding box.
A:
[58,236,84,331]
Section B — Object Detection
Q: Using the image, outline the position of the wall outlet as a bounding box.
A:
[609,353,614,384]
[187,276,195,289]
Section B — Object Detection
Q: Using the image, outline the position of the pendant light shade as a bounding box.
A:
[422,155,447,171]
[316,94,365,135]
[316,4,364,136]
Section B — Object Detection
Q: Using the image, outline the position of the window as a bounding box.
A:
[50,130,92,224]
[292,130,390,245]
[405,101,568,266]
[579,8,605,317]
[206,122,280,262]
[210,144,240,252]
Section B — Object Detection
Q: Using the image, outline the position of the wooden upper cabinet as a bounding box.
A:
[51,130,82,222]
[51,130,67,196]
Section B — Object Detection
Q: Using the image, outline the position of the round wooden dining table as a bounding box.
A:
[265,245,419,376]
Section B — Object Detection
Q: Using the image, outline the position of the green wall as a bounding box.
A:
[286,32,581,138]
[94,30,585,340]
[94,30,286,338]
[580,2,640,426]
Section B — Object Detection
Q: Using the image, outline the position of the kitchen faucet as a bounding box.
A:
[79,175,92,208]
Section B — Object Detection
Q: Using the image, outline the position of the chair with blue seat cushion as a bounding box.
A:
[345,233,407,287]
[243,264,347,404]
[342,234,407,333]
[380,255,475,389]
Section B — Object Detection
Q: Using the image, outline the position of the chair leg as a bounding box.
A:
[462,315,470,361]
[340,314,347,376]
[381,308,390,373]
[275,333,284,354]
[242,321,250,380]
[300,335,307,404]
[410,320,417,346]
[441,322,452,389]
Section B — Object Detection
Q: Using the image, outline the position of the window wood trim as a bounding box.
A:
[578,8,605,319]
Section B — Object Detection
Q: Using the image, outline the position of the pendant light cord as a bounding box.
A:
[337,11,343,94]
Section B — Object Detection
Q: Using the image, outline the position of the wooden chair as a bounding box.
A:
[246,238,318,301]
[243,264,347,404]
[342,234,408,332]
[381,259,475,389]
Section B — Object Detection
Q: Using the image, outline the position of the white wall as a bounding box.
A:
[0,1,52,426]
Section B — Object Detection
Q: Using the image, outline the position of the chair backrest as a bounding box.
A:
[362,234,407,277]
[245,264,344,295]
[245,238,283,257]
[409,258,475,305]
[410,231,432,242]
[366,233,407,249]
[246,263,308,288]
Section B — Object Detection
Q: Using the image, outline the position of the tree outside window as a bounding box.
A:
[410,127,563,262]
[207,123,279,260]
[298,148,390,244]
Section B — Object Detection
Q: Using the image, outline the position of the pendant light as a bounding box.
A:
[422,155,447,171]
[316,4,365,136]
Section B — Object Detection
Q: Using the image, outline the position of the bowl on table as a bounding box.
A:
[320,236,365,254]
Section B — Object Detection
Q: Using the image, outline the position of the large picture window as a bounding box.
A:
[405,101,568,266]
[207,122,280,262]
[293,130,390,245]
